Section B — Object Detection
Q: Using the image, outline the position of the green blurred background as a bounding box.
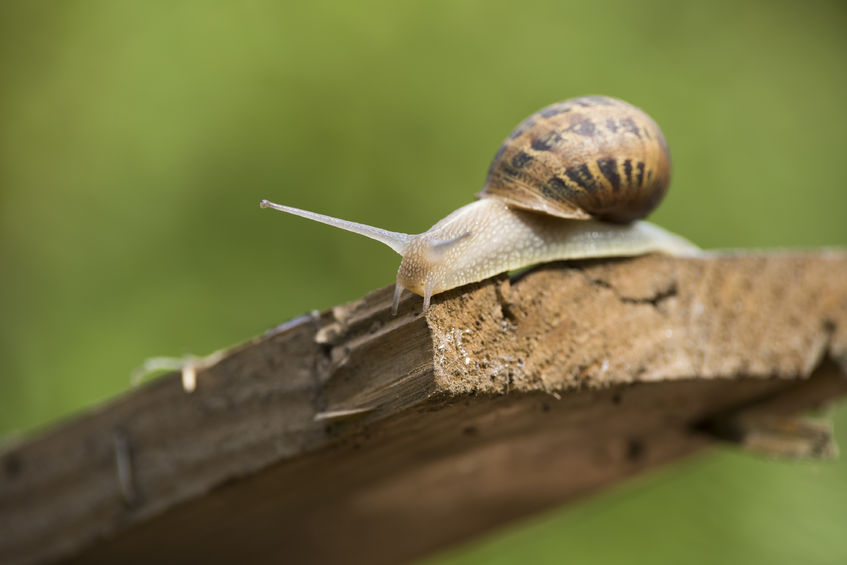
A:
[1,1,845,563]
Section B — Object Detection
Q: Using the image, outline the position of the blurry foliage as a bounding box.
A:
[0,1,845,564]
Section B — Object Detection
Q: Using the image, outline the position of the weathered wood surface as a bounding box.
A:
[1,252,846,565]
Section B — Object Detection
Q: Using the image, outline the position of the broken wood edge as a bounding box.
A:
[317,252,847,405]
[693,357,845,459]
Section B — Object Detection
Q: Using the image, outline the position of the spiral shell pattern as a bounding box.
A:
[479,96,671,224]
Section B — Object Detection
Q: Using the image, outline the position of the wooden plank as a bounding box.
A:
[1,252,846,565]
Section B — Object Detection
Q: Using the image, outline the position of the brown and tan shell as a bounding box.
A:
[478,95,671,224]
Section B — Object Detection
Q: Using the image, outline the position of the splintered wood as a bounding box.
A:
[1,252,846,565]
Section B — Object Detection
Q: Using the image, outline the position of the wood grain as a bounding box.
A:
[1,252,846,565]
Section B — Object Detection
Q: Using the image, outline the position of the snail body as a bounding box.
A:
[261,96,698,314]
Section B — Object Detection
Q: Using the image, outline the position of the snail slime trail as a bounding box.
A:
[261,96,698,314]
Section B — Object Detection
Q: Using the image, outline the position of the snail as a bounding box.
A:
[261,95,698,314]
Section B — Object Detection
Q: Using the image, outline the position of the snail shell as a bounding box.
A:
[480,95,671,223]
